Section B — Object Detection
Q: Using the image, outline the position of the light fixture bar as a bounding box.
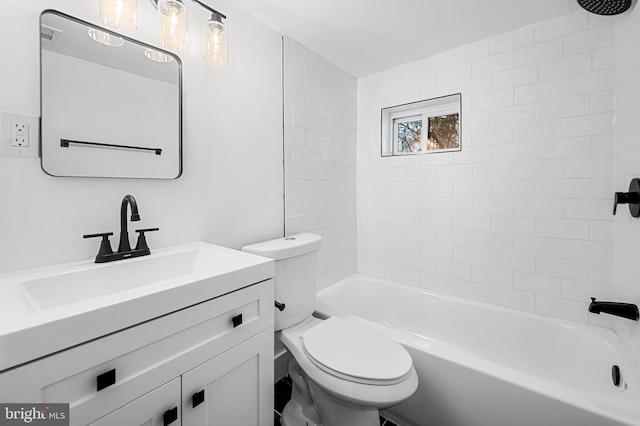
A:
[188,0,226,19]
[149,0,225,20]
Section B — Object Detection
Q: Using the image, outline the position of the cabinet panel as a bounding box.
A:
[182,328,274,426]
[0,279,274,425]
[89,378,180,426]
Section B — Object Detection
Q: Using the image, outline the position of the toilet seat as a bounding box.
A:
[280,316,419,408]
[302,317,413,385]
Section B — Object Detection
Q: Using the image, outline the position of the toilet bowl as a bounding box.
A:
[242,234,418,426]
[280,316,418,426]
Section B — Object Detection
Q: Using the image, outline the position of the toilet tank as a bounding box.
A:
[242,234,322,331]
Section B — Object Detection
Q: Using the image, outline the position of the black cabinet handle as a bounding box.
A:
[163,407,178,425]
[192,389,205,408]
[96,369,116,391]
[232,314,243,328]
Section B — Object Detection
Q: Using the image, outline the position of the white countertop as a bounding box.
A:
[0,242,274,372]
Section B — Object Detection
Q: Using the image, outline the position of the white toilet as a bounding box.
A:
[242,234,418,426]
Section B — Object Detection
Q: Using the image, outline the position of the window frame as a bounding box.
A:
[381,93,461,157]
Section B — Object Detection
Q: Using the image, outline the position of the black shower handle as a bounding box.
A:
[613,178,640,217]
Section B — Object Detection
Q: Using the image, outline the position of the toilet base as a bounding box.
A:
[308,380,380,426]
[282,357,380,426]
[281,357,323,426]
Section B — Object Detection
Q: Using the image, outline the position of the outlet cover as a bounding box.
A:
[0,112,39,158]
[11,122,29,147]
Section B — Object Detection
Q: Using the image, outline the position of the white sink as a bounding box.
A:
[0,242,274,371]
[20,248,247,312]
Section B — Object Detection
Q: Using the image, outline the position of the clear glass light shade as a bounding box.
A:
[99,0,137,31]
[158,0,189,51]
[88,28,125,47]
[203,18,227,65]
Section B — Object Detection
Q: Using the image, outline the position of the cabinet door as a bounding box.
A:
[182,328,274,426]
[89,378,181,426]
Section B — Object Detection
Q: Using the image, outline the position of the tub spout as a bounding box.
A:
[589,298,639,321]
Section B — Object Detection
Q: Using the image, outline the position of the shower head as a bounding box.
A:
[577,0,633,15]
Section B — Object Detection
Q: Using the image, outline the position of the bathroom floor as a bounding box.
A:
[274,376,400,426]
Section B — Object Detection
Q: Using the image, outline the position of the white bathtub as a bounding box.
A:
[315,274,640,426]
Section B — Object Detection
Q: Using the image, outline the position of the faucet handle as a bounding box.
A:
[134,228,159,252]
[83,232,114,262]
[83,232,114,239]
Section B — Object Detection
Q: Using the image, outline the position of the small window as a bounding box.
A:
[394,115,423,154]
[382,94,461,157]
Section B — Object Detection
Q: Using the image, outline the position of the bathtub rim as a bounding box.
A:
[317,273,632,348]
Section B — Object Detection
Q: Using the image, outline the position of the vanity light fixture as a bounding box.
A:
[202,9,227,65]
[150,0,228,64]
[156,0,189,51]
[99,0,137,31]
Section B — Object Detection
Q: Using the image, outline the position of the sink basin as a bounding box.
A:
[20,248,240,311]
[0,242,274,372]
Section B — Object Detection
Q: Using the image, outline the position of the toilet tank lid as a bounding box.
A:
[241,233,322,260]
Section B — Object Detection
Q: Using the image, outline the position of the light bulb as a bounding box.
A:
[99,0,137,31]
[158,0,188,51]
[203,13,227,65]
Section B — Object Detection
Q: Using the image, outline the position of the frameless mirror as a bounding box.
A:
[40,10,182,179]
[381,93,461,157]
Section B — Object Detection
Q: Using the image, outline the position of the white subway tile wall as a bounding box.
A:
[613,9,640,365]
[283,37,358,290]
[357,11,615,324]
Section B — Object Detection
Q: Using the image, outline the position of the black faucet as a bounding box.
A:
[83,195,159,263]
[589,298,639,321]
[118,195,140,253]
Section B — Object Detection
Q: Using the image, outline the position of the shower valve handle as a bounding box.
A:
[613,178,640,217]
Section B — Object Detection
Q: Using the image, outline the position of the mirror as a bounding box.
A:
[40,10,182,179]
[381,93,461,157]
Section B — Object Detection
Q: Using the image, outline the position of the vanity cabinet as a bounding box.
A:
[0,279,274,426]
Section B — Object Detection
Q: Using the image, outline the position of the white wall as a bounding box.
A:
[613,8,640,365]
[0,0,283,274]
[357,10,615,325]
[283,36,357,290]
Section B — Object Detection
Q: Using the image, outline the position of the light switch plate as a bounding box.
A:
[0,111,39,158]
